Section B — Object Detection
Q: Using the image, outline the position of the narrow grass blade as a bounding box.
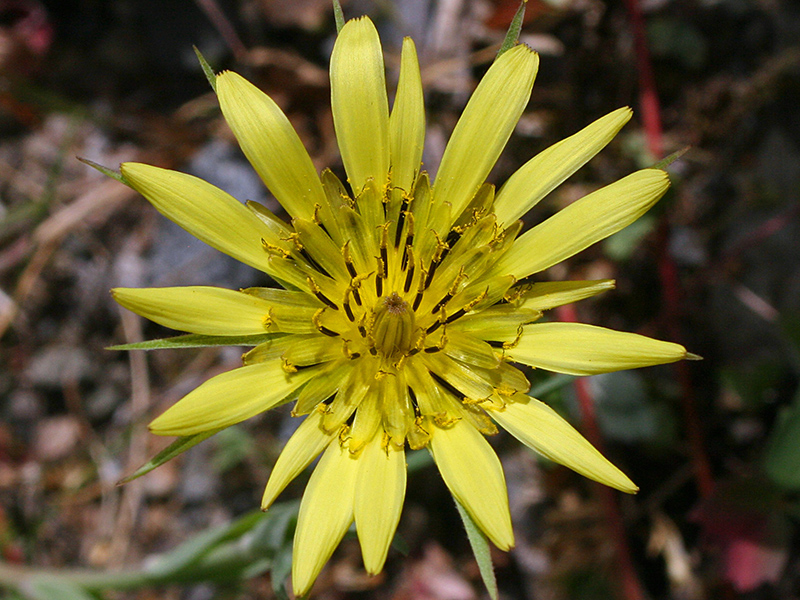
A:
[454,496,498,600]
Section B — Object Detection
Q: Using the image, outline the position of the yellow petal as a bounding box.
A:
[216,71,323,220]
[354,435,406,574]
[507,322,687,376]
[516,280,616,312]
[149,362,313,436]
[489,396,638,493]
[494,107,633,225]
[331,17,390,193]
[120,163,271,273]
[434,45,538,222]
[389,37,425,193]
[429,420,514,550]
[261,410,335,509]
[495,169,670,279]
[292,441,358,596]
[112,286,273,335]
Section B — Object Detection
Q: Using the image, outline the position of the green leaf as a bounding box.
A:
[118,430,220,484]
[145,511,264,578]
[454,497,498,600]
[406,448,434,473]
[250,500,299,555]
[270,544,294,600]
[26,577,98,600]
[603,213,656,261]
[193,46,217,92]
[529,373,575,398]
[497,0,527,59]
[108,332,282,351]
[211,426,255,472]
[765,387,800,491]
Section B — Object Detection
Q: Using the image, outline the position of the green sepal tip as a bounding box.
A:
[77,157,128,185]
[651,145,691,170]
[118,430,220,485]
[497,0,528,59]
[108,332,282,351]
[194,45,217,92]
[332,0,344,33]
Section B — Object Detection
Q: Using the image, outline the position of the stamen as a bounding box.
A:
[427,313,444,334]
[375,257,384,297]
[357,313,367,338]
[433,269,466,314]
[429,370,465,402]
[342,241,358,279]
[394,198,409,247]
[408,386,421,417]
[307,277,339,310]
[403,247,415,293]
[342,340,361,359]
[299,247,331,279]
[431,231,448,263]
[412,290,423,311]
[502,325,525,349]
[423,259,438,290]
[312,308,339,337]
[343,289,356,322]
[445,227,462,248]
[444,308,465,324]
[403,213,415,252]
[261,239,291,259]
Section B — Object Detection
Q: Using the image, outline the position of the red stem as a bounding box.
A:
[557,304,646,600]
[656,224,715,499]
[623,0,714,499]
[622,0,662,158]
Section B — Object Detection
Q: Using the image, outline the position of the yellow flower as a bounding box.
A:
[112,16,688,596]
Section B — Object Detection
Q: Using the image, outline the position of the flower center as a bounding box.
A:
[370,292,416,358]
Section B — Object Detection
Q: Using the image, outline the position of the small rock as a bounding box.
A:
[34,416,82,461]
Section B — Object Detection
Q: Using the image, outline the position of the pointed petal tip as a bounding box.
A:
[493,532,515,552]
[686,352,703,361]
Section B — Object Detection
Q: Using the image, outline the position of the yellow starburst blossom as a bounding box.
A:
[111,16,689,596]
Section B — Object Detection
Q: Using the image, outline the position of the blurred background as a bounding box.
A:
[1,0,799,598]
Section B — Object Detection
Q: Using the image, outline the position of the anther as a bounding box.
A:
[403,247,415,293]
[426,316,443,334]
[375,257,386,297]
[307,276,339,310]
[312,308,339,337]
[343,302,355,322]
[342,242,358,279]
[444,308,466,324]
[423,259,439,290]
[394,197,410,247]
